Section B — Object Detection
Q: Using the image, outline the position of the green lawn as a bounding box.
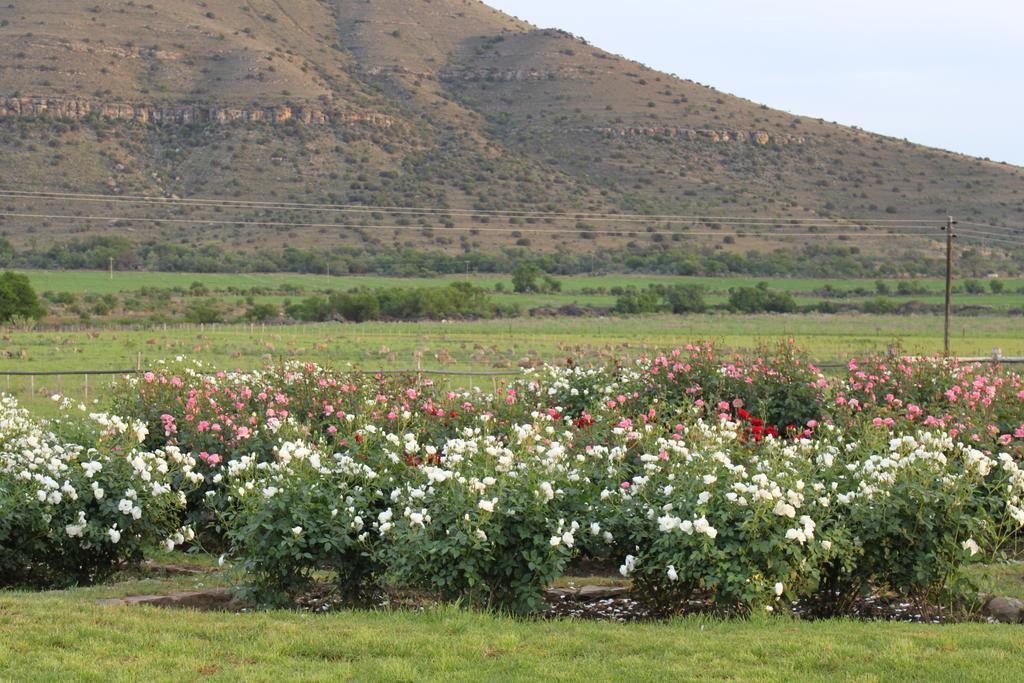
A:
[1,313,1021,414]
[3,314,1020,371]
[21,270,1024,296]
[19,270,1024,331]
[2,576,1023,682]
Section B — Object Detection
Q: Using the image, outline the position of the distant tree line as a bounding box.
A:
[4,235,1020,279]
[25,276,1024,327]
[284,283,513,323]
[610,283,799,315]
[726,284,798,314]
[612,284,709,315]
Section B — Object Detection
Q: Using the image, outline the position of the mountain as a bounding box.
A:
[0,0,1021,273]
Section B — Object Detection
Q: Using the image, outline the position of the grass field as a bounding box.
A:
[4,269,1024,412]
[23,269,1024,297]
[3,313,1020,369]
[4,275,1024,681]
[1,313,1021,412]
[2,559,1023,682]
[19,270,1024,313]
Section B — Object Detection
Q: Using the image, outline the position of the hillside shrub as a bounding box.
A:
[285,283,501,322]
[727,283,797,313]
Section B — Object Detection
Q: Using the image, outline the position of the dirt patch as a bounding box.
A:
[96,583,1013,624]
[141,561,217,576]
[97,588,236,610]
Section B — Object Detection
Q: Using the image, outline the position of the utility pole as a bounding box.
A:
[942,215,957,357]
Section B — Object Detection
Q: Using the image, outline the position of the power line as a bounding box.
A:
[0,200,928,229]
[0,187,922,223]
[960,219,1024,231]
[3,190,1015,254]
[0,211,944,239]
[955,224,1024,239]
[955,227,1024,241]
[956,231,1024,248]
[0,188,941,225]
[956,236,1023,249]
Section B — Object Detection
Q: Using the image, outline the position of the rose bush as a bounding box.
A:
[8,344,1021,612]
[0,396,188,587]
[835,356,1024,458]
[222,441,387,607]
[606,420,1024,615]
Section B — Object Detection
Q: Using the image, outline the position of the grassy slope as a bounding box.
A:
[0,1,1022,264]
[1,581,1023,682]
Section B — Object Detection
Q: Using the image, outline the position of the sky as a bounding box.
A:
[486,0,1024,167]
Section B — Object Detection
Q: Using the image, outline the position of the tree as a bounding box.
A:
[613,287,661,314]
[183,299,223,324]
[512,263,560,294]
[243,303,280,322]
[896,281,927,296]
[963,279,986,294]
[664,284,707,314]
[727,283,797,314]
[0,238,14,267]
[512,263,542,293]
[540,274,561,293]
[0,271,45,323]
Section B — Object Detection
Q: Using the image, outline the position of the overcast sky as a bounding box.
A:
[486,0,1024,167]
